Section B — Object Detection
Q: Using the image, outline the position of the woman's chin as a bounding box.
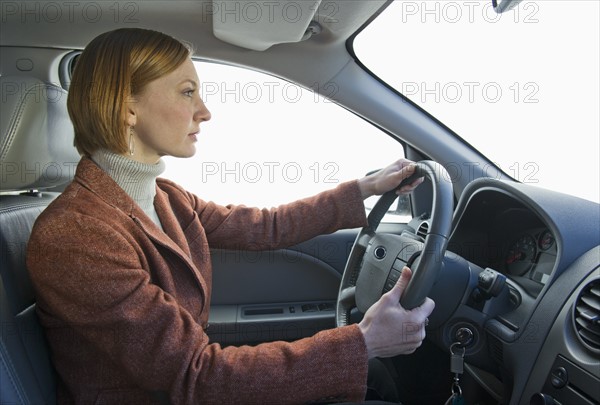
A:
[179,147,197,159]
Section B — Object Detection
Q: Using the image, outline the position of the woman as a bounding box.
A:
[27,28,434,404]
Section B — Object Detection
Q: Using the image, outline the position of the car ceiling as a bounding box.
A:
[1,0,387,87]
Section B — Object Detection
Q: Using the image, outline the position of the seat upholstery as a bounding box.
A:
[0,75,80,404]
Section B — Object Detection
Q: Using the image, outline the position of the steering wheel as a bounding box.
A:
[336,160,454,326]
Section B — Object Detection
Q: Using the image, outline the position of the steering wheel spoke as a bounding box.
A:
[355,230,374,249]
[335,286,357,327]
[338,286,356,307]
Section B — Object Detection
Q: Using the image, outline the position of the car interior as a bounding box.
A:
[1,1,599,404]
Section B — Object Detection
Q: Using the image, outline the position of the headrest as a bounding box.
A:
[0,76,80,192]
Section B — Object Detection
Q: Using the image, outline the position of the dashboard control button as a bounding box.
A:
[550,366,568,388]
[530,393,556,405]
[301,304,318,312]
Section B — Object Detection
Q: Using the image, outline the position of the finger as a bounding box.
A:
[381,164,416,194]
[394,164,418,187]
[387,266,412,302]
[399,163,417,179]
[397,176,424,194]
[389,162,415,178]
[418,297,436,318]
[395,158,414,170]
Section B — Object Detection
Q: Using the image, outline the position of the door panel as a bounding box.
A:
[208,229,359,345]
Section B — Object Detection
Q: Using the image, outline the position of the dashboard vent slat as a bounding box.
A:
[575,316,600,336]
[573,279,600,353]
[579,308,600,323]
[581,294,600,312]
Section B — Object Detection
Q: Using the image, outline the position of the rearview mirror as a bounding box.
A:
[492,0,522,13]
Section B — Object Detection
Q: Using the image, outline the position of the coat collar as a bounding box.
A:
[75,157,137,216]
[74,157,206,296]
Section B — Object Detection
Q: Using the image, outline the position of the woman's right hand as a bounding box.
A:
[358,267,435,359]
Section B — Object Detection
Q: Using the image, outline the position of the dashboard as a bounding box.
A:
[427,178,600,405]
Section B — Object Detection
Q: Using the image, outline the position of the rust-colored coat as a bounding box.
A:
[27,158,369,404]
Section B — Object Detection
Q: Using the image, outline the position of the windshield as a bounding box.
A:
[354,0,599,203]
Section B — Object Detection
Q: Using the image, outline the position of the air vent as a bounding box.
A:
[573,279,600,353]
[487,335,504,364]
[416,222,429,239]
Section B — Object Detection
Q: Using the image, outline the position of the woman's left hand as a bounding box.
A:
[357,158,424,199]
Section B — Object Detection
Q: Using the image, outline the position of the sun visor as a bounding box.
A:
[212,0,322,51]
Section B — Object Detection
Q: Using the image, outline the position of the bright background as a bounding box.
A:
[165,0,599,207]
[355,0,599,203]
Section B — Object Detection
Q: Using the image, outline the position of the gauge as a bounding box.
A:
[538,230,555,251]
[505,234,537,276]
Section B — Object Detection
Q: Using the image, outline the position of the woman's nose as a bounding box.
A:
[196,98,211,122]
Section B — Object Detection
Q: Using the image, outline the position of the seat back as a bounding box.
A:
[0,76,80,404]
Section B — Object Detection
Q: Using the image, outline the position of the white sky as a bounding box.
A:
[354,0,600,203]
[165,0,599,207]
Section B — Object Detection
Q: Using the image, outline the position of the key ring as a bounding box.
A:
[450,342,466,357]
[452,380,463,397]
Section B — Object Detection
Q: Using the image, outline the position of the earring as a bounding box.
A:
[129,127,135,156]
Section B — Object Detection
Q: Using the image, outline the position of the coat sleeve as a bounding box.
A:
[27,211,369,404]
[186,180,369,250]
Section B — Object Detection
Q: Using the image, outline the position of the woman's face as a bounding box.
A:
[127,58,211,164]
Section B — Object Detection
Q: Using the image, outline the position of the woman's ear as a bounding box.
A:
[125,97,137,127]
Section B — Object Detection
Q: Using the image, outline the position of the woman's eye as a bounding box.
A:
[184,89,195,97]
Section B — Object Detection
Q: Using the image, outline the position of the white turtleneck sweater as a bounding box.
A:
[91,149,165,229]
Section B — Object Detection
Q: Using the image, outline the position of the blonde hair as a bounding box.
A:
[67,28,191,156]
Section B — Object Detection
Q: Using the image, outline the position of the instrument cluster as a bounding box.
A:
[504,228,557,285]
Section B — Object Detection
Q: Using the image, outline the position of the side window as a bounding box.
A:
[163,61,409,221]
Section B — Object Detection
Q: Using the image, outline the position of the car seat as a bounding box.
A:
[0,76,80,404]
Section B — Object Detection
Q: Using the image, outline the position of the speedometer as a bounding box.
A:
[505,234,537,276]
